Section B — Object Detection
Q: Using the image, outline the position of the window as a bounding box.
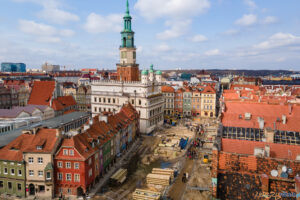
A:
[57,161,62,168]
[58,173,62,180]
[69,150,74,156]
[94,97,97,102]
[108,98,111,103]
[11,168,15,175]
[38,157,43,164]
[38,170,43,177]
[113,98,115,104]
[74,174,80,182]
[103,98,106,103]
[18,169,22,176]
[36,146,42,150]
[66,162,71,169]
[74,163,79,169]
[131,99,134,105]
[28,157,33,164]
[63,149,68,155]
[66,173,71,181]
[0,181,3,188]
[99,98,101,103]
[88,169,92,177]
[67,188,72,194]
[139,99,141,105]
[8,182,12,190]
[4,168,8,174]
[94,107,97,112]
[59,188,63,194]
[46,172,51,180]
[29,170,34,176]
[39,185,45,192]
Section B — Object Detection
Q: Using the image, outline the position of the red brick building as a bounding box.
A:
[174,88,183,116]
[212,139,300,199]
[54,134,99,197]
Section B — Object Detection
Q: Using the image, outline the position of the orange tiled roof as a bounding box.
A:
[162,85,175,93]
[222,138,300,160]
[28,81,55,106]
[0,128,59,161]
[222,102,300,132]
[202,85,216,94]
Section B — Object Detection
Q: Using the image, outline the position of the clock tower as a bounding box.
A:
[117,0,139,82]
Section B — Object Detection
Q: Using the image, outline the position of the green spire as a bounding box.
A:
[125,0,130,17]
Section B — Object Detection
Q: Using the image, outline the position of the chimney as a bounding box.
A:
[288,104,293,115]
[258,117,264,129]
[99,114,108,123]
[264,145,270,157]
[282,115,287,124]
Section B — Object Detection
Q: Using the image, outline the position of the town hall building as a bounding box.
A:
[91,0,164,134]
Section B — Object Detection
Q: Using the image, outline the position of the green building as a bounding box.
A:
[0,150,26,198]
[183,89,192,116]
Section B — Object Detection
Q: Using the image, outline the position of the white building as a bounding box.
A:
[91,65,164,134]
[91,1,164,134]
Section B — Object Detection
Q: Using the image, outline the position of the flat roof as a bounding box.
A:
[0,112,89,147]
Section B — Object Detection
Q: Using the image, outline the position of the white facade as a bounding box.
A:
[91,76,164,134]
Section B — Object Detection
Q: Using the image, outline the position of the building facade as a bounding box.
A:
[76,85,91,112]
[1,63,26,73]
[183,88,192,116]
[201,85,216,118]
[161,86,175,116]
[91,1,164,134]
[191,89,201,117]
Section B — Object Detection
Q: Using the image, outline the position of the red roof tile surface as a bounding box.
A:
[28,81,55,106]
[162,85,175,93]
[222,102,300,132]
[222,138,300,160]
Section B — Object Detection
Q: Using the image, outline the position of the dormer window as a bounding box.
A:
[36,146,43,150]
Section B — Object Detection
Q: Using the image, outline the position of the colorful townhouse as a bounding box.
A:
[161,85,175,116]
[191,88,202,117]
[174,88,184,116]
[54,133,99,197]
[201,85,216,118]
[183,87,192,116]
[0,138,26,198]
[23,128,61,198]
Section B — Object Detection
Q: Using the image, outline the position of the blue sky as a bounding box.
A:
[0,0,299,70]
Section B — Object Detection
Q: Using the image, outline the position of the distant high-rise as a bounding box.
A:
[1,62,26,72]
[42,62,60,72]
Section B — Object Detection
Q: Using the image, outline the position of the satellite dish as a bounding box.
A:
[271,170,278,177]
[280,172,288,178]
[282,166,287,172]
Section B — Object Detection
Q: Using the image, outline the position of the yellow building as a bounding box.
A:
[201,85,216,118]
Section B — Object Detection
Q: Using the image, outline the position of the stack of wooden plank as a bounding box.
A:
[152,168,174,180]
[146,173,170,186]
[132,189,161,200]
[110,168,127,184]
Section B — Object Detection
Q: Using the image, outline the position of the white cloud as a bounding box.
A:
[60,29,75,37]
[13,0,79,24]
[254,32,300,49]
[134,0,210,20]
[205,49,220,56]
[235,14,257,26]
[157,20,191,40]
[190,34,207,42]
[155,44,171,52]
[84,13,123,33]
[19,20,74,43]
[223,29,239,35]
[38,8,79,25]
[243,0,257,9]
[261,16,277,24]
[19,20,56,36]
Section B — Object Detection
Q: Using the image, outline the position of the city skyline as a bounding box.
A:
[0,0,299,70]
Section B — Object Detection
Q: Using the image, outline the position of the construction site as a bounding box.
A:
[93,118,219,200]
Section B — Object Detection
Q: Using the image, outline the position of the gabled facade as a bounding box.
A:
[54,134,99,197]
[201,85,216,118]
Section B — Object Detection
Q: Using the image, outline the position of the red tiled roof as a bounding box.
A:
[222,102,300,132]
[0,128,59,161]
[52,96,77,111]
[28,81,55,106]
[162,85,175,93]
[222,138,300,160]
[202,85,216,94]
[56,134,97,160]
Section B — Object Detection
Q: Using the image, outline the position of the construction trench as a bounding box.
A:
[93,119,219,200]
